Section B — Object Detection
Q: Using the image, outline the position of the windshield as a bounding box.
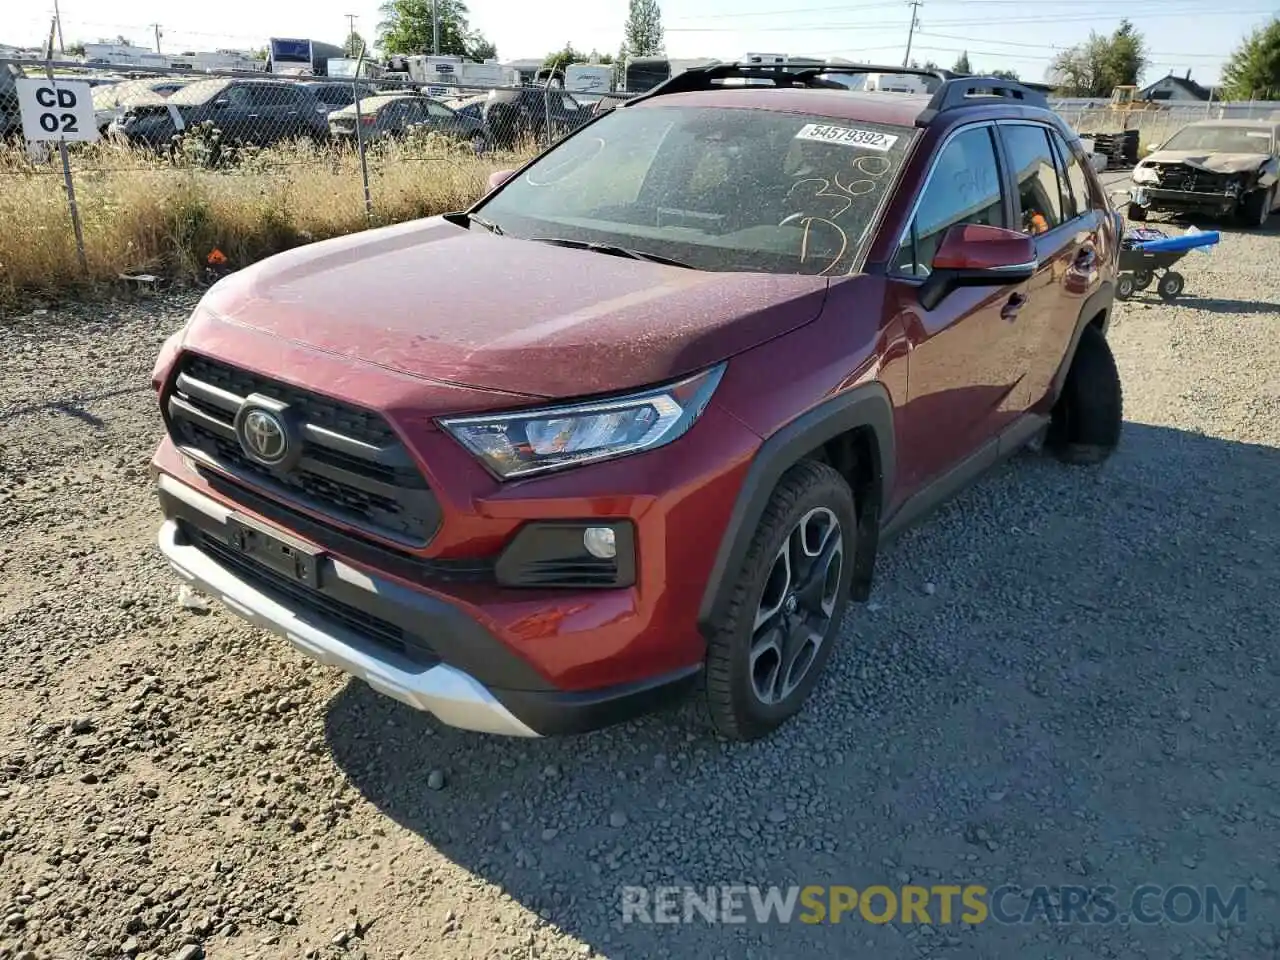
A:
[166,79,231,106]
[475,104,915,275]
[1161,124,1274,154]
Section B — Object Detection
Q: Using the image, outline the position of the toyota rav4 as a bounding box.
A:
[150,64,1123,741]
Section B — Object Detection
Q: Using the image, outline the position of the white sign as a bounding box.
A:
[17,78,99,142]
[794,123,898,152]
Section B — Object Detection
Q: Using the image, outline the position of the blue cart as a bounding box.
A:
[1115,227,1221,302]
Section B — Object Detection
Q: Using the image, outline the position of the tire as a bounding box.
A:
[703,460,856,741]
[1157,271,1184,301]
[1132,269,1153,290]
[1116,274,1135,300]
[1240,185,1274,228]
[1127,202,1147,222]
[1046,324,1123,465]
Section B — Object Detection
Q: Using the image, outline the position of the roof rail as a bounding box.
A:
[916,76,1048,125]
[623,61,954,106]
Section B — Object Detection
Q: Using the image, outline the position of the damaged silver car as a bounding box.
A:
[1128,119,1279,227]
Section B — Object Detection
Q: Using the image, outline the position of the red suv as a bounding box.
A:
[150,65,1123,741]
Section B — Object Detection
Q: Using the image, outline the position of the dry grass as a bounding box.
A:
[0,132,537,313]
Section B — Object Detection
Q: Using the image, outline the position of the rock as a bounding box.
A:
[71,716,96,734]
[122,936,141,956]
[177,586,210,613]
[172,947,203,960]
[609,811,628,828]
[427,769,446,791]
[4,912,26,930]
[923,582,937,595]
[766,809,787,824]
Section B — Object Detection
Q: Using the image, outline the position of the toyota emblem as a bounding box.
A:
[239,408,288,464]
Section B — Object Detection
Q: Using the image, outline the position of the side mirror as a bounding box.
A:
[487,168,516,192]
[919,223,1037,311]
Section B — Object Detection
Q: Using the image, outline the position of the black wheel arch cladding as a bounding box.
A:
[698,382,894,636]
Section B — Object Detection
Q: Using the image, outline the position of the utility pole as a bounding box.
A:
[52,0,65,53]
[432,0,440,56]
[151,23,162,54]
[902,0,921,68]
[344,13,357,55]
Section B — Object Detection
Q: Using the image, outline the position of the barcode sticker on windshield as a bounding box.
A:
[794,123,899,152]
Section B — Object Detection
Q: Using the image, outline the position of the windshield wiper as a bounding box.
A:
[528,237,694,269]
[467,213,504,236]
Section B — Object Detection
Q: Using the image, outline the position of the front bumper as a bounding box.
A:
[1130,186,1238,216]
[155,473,699,736]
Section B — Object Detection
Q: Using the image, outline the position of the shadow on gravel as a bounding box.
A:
[324,421,1280,960]
[1164,296,1280,315]
[0,383,151,423]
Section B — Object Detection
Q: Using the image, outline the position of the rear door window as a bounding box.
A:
[1000,124,1065,235]
[1049,130,1092,220]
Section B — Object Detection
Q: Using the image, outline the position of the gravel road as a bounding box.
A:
[2,218,1278,960]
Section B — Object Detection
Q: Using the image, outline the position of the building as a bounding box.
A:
[82,41,168,69]
[1139,71,1216,102]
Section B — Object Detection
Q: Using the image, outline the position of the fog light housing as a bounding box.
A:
[495,521,636,588]
[583,526,617,559]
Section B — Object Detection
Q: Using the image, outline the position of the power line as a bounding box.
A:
[916,31,1233,60]
[665,1,1274,30]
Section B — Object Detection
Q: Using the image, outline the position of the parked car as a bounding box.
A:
[149,65,1122,741]
[110,78,329,149]
[298,80,379,116]
[481,86,596,148]
[328,92,486,146]
[1128,119,1279,226]
[93,77,191,134]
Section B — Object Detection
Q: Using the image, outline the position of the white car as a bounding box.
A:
[92,78,190,134]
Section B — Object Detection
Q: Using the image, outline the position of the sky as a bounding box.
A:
[5,0,1275,86]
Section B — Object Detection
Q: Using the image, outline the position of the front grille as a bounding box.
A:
[194,529,436,662]
[166,354,440,545]
[1152,164,1231,193]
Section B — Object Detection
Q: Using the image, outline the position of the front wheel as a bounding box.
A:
[1046,324,1123,465]
[1240,185,1274,228]
[1116,274,1136,301]
[703,461,855,741]
[1157,271,1184,300]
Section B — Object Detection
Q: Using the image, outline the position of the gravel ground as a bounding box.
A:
[1,217,1278,960]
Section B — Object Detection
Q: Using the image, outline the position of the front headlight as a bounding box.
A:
[1132,164,1159,185]
[439,364,726,479]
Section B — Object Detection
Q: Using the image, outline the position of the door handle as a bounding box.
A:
[1001,293,1028,321]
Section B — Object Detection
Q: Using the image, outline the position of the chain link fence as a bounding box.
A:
[0,58,632,304]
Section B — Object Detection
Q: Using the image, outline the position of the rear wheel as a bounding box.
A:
[1047,324,1123,465]
[703,461,855,741]
[1132,269,1154,290]
[1127,202,1147,222]
[1157,271,1184,300]
[1116,274,1136,301]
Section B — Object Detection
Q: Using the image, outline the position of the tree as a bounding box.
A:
[66,41,86,57]
[377,0,496,60]
[952,50,971,75]
[470,36,497,60]
[544,44,587,68]
[1048,19,1148,97]
[1220,17,1280,100]
[344,31,367,58]
[624,0,664,57]
[991,68,1020,81]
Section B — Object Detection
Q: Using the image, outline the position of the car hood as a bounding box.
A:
[1144,149,1273,174]
[193,217,830,399]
